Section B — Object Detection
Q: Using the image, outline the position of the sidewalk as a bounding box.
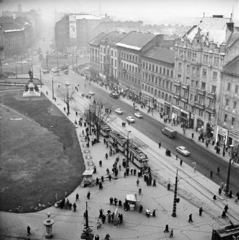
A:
[1,77,238,240]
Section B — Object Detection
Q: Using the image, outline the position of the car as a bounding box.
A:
[115,108,123,115]
[88,91,94,95]
[4,71,16,76]
[22,61,28,64]
[42,69,50,74]
[3,63,9,66]
[176,146,190,156]
[134,112,142,118]
[51,67,61,73]
[110,92,120,99]
[133,105,139,111]
[126,116,135,123]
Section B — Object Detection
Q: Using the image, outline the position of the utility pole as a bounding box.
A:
[225,145,234,196]
[52,78,54,99]
[81,202,94,240]
[127,131,131,167]
[172,169,179,217]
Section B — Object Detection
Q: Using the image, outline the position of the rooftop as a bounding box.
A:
[143,47,175,64]
[186,16,231,45]
[89,32,107,46]
[116,31,155,51]
[223,55,239,76]
[101,31,126,44]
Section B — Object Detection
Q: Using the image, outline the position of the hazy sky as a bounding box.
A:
[1,0,238,25]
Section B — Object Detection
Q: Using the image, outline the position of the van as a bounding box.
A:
[162,127,177,138]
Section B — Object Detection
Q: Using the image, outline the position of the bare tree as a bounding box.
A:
[56,84,75,115]
[85,97,113,142]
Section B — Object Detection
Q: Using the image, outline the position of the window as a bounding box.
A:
[163,68,165,75]
[203,55,208,63]
[232,117,235,125]
[171,70,173,78]
[179,50,184,59]
[190,94,193,100]
[192,67,196,76]
[178,74,182,81]
[214,57,219,66]
[192,53,197,62]
[152,64,154,72]
[227,83,231,91]
[178,63,182,71]
[211,85,216,93]
[187,51,191,60]
[191,80,194,88]
[143,62,145,69]
[226,98,229,106]
[235,85,239,94]
[149,63,151,71]
[233,101,237,109]
[201,82,206,90]
[156,65,158,72]
[186,65,190,73]
[160,67,162,74]
[202,69,207,78]
[213,71,218,80]
[224,114,227,122]
[146,62,148,70]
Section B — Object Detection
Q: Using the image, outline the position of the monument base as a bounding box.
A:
[45,233,53,239]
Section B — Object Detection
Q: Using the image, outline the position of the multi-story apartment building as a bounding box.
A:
[217,56,239,148]
[173,15,235,132]
[141,47,175,113]
[99,31,126,87]
[55,14,110,53]
[89,33,107,79]
[116,32,166,101]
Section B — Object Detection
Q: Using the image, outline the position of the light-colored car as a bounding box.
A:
[134,112,142,118]
[115,108,123,115]
[89,91,94,95]
[126,116,135,123]
[42,69,50,73]
[51,67,60,73]
[176,146,190,156]
[3,63,9,66]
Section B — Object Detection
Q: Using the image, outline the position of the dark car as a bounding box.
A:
[4,71,16,76]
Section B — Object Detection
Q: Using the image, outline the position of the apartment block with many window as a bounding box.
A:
[141,47,175,112]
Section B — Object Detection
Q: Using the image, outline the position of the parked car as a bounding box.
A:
[51,67,61,73]
[110,92,120,99]
[4,71,16,76]
[42,69,50,74]
[115,108,123,115]
[126,116,135,123]
[176,146,190,156]
[133,105,139,111]
[134,112,142,118]
[89,91,95,95]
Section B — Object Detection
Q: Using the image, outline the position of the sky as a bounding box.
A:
[0,0,238,25]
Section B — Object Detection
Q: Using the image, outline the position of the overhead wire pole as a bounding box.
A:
[127,131,131,167]
[172,169,179,217]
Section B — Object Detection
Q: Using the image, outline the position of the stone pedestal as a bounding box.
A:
[43,218,54,239]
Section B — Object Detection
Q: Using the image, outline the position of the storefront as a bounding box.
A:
[156,98,164,113]
[228,130,239,147]
[164,101,171,115]
[180,109,190,128]
[118,83,129,94]
[216,126,228,146]
[172,105,181,123]
[196,117,204,132]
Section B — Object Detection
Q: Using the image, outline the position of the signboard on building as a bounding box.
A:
[69,15,77,39]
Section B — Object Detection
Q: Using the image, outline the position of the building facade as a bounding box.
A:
[141,47,175,112]
[89,33,107,79]
[217,56,239,149]
[173,15,235,133]
[99,31,126,87]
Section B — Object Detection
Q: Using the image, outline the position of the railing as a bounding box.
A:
[182,83,190,90]
[205,106,216,114]
[207,92,216,100]
[173,81,181,87]
[195,101,205,110]
[197,88,206,95]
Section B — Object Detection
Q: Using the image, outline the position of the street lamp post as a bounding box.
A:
[52,77,54,99]
[65,81,70,115]
[172,169,179,217]
[225,145,234,196]
[127,131,131,167]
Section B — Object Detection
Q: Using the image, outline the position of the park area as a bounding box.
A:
[0,89,85,213]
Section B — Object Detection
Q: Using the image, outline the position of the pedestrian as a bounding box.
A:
[176,154,178,160]
[158,142,161,148]
[87,191,91,199]
[102,214,106,224]
[167,183,171,191]
[105,153,108,159]
[109,174,112,181]
[217,167,220,175]
[134,169,137,176]
[95,234,100,240]
[222,210,226,218]
[218,187,222,195]
[99,182,103,190]
[73,203,77,212]
[188,214,193,223]
[164,224,169,233]
[180,159,183,166]
[139,205,143,213]
[136,179,140,186]
[224,204,228,213]
[199,207,203,216]
[114,198,118,206]
[153,179,156,186]
[210,170,213,178]
[27,226,31,235]
[101,176,104,182]
[169,229,173,238]
[213,195,217,200]
[76,193,79,201]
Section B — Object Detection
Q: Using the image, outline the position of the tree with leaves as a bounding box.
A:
[56,84,75,115]
[84,98,112,142]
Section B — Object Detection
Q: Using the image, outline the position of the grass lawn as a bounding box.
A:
[0,90,85,213]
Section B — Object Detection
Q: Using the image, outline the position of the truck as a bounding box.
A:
[162,127,177,138]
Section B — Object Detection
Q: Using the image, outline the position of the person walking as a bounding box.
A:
[136,179,140,186]
[210,170,213,178]
[73,203,77,212]
[169,229,173,238]
[87,191,91,200]
[217,167,220,175]
[180,159,183,166]
[224,204,229,213]
[158,142,161,148]
[167,183,171,191]
[199,207,203,216]
[188,214,193,223]
[27,226,31,236]
[164,224,169,233]
[76,193,79,201]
